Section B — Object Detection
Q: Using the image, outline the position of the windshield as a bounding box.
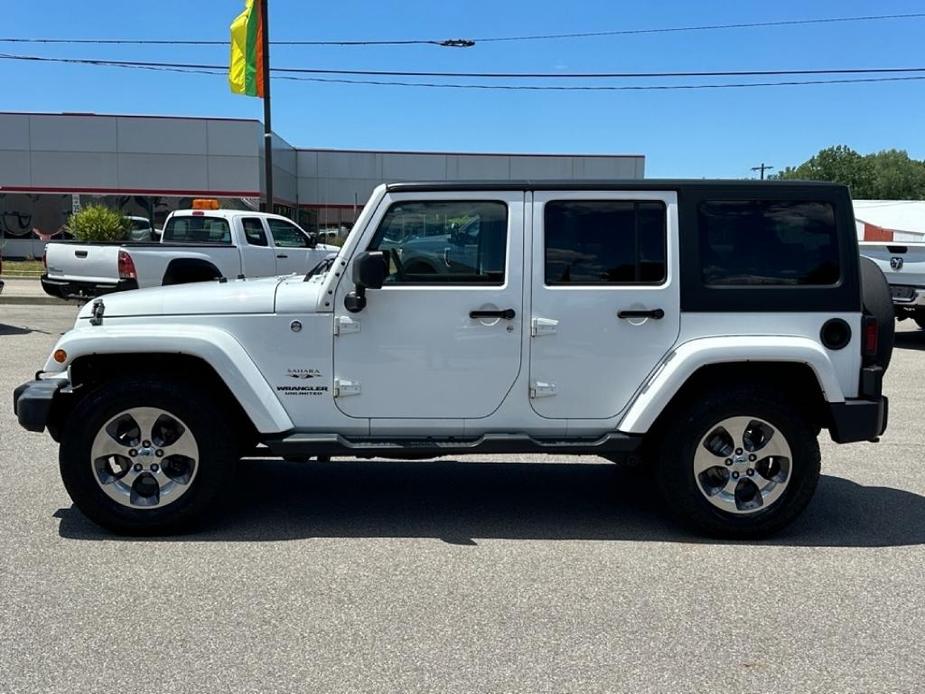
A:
[128,219,152,231]
[163,216,232,244]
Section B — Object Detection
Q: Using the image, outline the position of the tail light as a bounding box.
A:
[118,250,137,280]
[862,315,879,358]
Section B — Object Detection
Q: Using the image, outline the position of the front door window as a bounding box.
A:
[369,200,508,285]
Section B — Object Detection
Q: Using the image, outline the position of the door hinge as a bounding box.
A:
[334,315,361,336]
[530,381,558,398]
[531,317,558,337]
[333,379,361,397]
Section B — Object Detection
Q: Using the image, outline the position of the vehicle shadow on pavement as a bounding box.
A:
[0,323,39,336]
[55,459,925,547]
[894,329,925,352]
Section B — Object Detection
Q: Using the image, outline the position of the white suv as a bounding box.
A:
[14,181,893,537]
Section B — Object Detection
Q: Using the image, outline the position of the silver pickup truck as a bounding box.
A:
[859,241,925,327]
[42,209,337,300]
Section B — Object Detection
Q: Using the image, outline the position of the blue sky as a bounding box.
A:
[5,0,925,177]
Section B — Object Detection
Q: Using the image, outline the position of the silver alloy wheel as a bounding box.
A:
[90,407,199,509]
[692,416,792,515]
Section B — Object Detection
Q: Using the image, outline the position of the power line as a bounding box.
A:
[5,53,924,92]
[0,36,474,48]
[0,12,922,47]
[276,74,925,92]
[472,12,925,42]
[3,52,925,80]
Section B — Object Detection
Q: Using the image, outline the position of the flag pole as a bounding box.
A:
[260,0,273,213]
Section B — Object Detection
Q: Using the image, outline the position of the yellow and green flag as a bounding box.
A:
[229,0,265,97]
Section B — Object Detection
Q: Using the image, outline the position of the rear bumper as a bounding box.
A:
[890,285,925,306]
[13,377,66,433]
[41,274,138,300]
[828,365,889,443]
[828,397,888,443]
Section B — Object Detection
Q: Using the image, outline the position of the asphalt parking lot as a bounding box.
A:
[1,304,923,693]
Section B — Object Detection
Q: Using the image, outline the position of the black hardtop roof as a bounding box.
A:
[386,179,849,194]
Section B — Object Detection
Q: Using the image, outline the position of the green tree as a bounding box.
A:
[866,149,925,199]
[776,146,925,199]
[776,145,876,197]
[68,205,129,242]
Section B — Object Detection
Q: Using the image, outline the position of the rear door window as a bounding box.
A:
[699,200,839,285]
[242,218,269,246]
[544,200,667,285]
[162,216,232,244]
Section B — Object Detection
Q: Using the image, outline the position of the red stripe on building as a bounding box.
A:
[861,220,894,242]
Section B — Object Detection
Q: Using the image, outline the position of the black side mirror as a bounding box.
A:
[353,251,388,289]
[345,251,388,313]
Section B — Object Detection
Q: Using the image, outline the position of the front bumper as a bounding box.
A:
[13,377,66,433]
[41,274,138,300]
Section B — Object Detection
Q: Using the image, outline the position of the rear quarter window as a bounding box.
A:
[163,216,232,244]
[699,200,840,286]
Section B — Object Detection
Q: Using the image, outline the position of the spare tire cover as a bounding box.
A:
[860,256,895,371]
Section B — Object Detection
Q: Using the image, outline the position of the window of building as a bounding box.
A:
[162,216,231,244]
[544,200,667,285]
[241,218,268,246]
[369,200,508,285]
[268,219,310,248]
[698,200,840,286]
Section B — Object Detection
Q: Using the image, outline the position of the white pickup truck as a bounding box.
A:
[41,209,337,300]
[859,241,925,327]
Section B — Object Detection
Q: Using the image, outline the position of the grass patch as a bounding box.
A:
[1,259,44,277]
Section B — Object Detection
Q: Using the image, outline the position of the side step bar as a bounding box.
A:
[262,432,642,458]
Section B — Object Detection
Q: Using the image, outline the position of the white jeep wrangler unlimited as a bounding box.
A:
[14,181,893,538]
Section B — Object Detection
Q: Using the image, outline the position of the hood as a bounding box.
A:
[78,276,285,320]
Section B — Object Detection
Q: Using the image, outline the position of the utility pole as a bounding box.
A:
[261,0,273,213]
[751,163,774,180]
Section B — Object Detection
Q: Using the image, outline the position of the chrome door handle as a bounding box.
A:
[618,308,665,320]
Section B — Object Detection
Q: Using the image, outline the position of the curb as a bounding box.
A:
[0,296,76,307]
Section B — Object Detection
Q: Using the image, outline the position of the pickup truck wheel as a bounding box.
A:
[655,388,820,539]
[914,313,925,330]
[59,377,237,534]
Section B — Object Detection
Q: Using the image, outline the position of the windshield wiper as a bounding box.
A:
[304,256,336,281]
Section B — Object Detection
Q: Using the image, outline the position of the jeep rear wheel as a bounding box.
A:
[656,388,820,538]
[59,377,238,534]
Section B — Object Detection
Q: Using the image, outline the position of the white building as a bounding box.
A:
[855,200,925,242]
[0,111,645,258]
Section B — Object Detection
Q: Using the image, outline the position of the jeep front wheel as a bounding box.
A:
[59,377,238,534]
[656,388,820,538]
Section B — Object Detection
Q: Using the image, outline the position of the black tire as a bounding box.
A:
[914,314,925,331]
[860,256,895,370]
[655,387,820,539]
[162,260,222,286]
[59,376,238,535]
